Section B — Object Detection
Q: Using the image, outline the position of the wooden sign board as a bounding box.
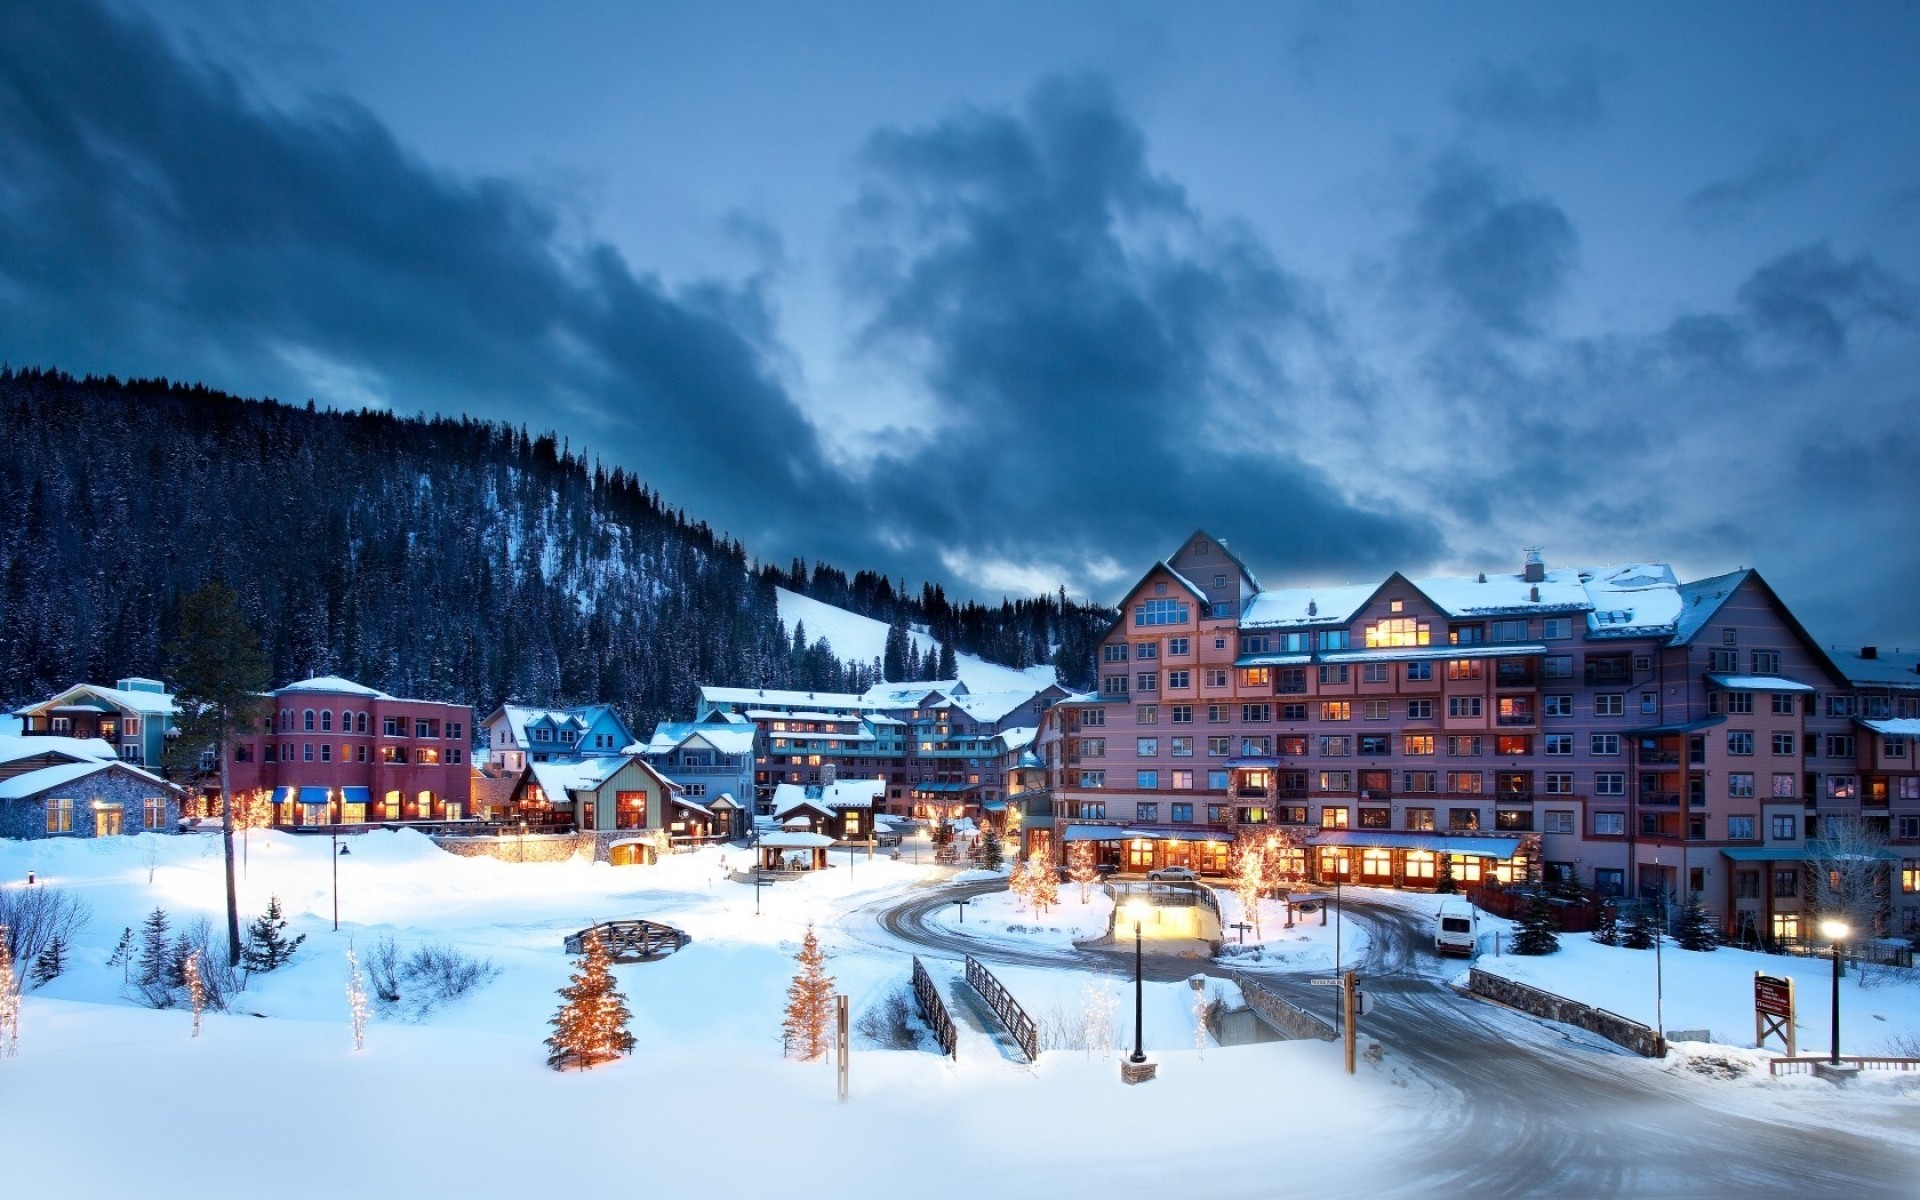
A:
[1754,972,1794,1057]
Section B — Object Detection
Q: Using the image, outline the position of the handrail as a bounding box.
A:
[911,956,958,1059]
[964,954,1039,1062]
[1768,1056,1920,1076]
[564,919,690,960]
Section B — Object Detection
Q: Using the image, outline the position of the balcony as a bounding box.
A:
[1276,681,1309,695]
[1585,664,1632,686]
[1637,750,1681,766]
[1638,793,1682,807]
[1495,714,1535,728]
[1234,785,1271,799]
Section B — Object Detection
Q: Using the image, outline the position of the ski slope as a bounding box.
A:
[776,587,1059,693]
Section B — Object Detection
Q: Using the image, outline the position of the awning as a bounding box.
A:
[1226,757,1281,768]
[1309,831,1523,859]
[1625,715,1726,736]
[271,785,295,806]
[979,799,1006,811]
[1061,824,1135,842]
[1706,673,1815,693]
[297,786,330,806]
[1857,717,1920,737]
[911,781,979,793]
[1233,653,1314,668]
[1720,846,1805,862]
[1319,643,1547,665]
[340,786,371,806]
[758,831,834,848]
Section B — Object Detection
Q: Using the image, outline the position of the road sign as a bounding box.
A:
[1310,977,1340,986]
[1355,990,1373,1017]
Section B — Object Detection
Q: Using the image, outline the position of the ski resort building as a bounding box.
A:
[0,733,185,839]
[224,676,475,825]
[478,703,637,771]
[12,677,178,767]
[636,713,756,839]
[1027,530,1920,946]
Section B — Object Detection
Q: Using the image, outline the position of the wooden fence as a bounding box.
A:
[911,956,958,1059]
[1768,1056,1920,1076]
[964,954,1039,1062]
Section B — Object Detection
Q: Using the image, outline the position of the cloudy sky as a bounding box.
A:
[3,1,1917,646]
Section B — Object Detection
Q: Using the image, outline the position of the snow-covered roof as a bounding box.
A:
[1706,674,1815,693]
[947,690,1040,724]
[0,757,176,800]
[1668,570,1748,644]
[1239,582,1379,629]
[528,756,636,801]
[637,723,757,758]
[670,795,715,819]
[0,734,120,766]
[1239,563,1694,634]
[758,831,835,849]
[17,682,180,718]
[772,779,882,817]
[702,685,870,711]
[1829,647,1920,689]
[996,727,1038,753]
[278,675,394,698]
[744,709,867,723]
[862,681,965,708]
[1859,718,1920,737]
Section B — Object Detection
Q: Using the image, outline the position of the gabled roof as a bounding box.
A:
[772,778,883,817]
[0,757,180,800]
[1827,647,1920,690]
[1673,570,1848,686]
[279,676,392,698]
[0,734,120,766]
[15,682,179,718]
[486,703,633,752]
[638,721,756,758]
[527,754,676,803]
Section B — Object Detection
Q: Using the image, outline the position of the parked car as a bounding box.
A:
[1147,865,1198,883]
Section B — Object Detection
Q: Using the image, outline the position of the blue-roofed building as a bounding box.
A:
[479,703,637,771]
[636,711,755,838]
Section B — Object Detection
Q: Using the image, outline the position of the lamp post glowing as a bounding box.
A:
[1126,899,1150,1065]
[331,829,351,932]
[1821,918,1849,1066]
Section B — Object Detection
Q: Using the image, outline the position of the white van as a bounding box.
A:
[1434,906,1477,957]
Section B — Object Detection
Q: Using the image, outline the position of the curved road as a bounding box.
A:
[853,877,1920,1197]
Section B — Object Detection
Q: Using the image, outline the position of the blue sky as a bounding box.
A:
[3,1,1916,646]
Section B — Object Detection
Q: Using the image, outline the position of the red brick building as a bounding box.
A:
[226,676,474,825]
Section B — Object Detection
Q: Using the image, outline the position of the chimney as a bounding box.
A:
[1861,646,1878,660]
[1523,547,1546,584]
[1529,586,1540,603]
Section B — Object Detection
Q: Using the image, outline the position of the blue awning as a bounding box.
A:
[270,786,295,806]
[1226,757,1280,768]
[1309,830,1523,859]
[297,786,330,806]
[340,786,371,806]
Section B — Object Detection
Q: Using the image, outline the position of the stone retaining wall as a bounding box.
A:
[1234,974,1338,1042]
[1468,968,1666,1057]
[433,832,589,864]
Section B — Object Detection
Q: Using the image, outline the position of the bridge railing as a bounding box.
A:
[964,954,1039,1062]
[564,919,690,960]
[912,955,958,1059]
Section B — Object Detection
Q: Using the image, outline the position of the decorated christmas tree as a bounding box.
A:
[545,932,635,1071]
[241,896,305,974]
[1511,894,1561,955]
[1008,856,1032,911]
[1028,851,1058,913]
[782,924,835,1061]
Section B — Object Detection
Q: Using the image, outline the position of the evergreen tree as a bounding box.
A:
[1672,893,1718,951]
[241,896,306,974]
[27,934,67,986]
[106,926,135,982]
[1511,895,1561,955]
[882,615,910,682]
[1620,904,1657,950]
[979,823,1004,870]
[1590,903,1619,947]
[1434,859,1456,895]
[545,932,635,1070]
[782,924,835,1061]
[136,906,173,1002]
[937,640,957,679]
[1028,851,1059,913]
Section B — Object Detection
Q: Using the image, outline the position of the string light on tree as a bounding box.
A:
[0,926,19,1058]
[184,951,205,1038]
[782,924,835,1061]
[545,932,635,1071]
[346,941,370,1052]
[1068,841,1099,903]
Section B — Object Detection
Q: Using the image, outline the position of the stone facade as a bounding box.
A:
[1,765,180,840]
[1468,967,1665,1057]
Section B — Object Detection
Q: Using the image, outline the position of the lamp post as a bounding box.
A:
[331,829,351,932]
[1333,875,1342,976]
[1821,918,1849,1066]
[1127,900,1149,1065]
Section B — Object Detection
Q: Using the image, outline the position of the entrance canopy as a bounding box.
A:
[1061,825,1173,842]
[1310,831,1522,859]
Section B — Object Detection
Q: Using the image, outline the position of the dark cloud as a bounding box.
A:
[1451,49,1612,134]
[0,0,843,554]
[1398,155,1578,337]
[839,74,1441,593]
[1684,135,1825,231]
[1735,243,1914,361]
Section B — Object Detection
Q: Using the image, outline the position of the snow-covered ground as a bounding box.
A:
[776,586,1059,693]
[0,832,1421,1199]
[1459,922,1920,1057]
[926,883,1113,946]
[1215,888,1371,973]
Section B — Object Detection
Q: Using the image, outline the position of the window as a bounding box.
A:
[1595,773,1625,796]
[1137,706,1159,725]
[1136,737,1160,757]
[1767,693,1795,717]
[1902,780,1920,802]
[1826,694,1857,718]
[1079,771,1106,789]
[1827,775,1858,800]
[1170,705,1192,724]
[1207,771,1229,791]
[1771,814,1797,841]
[320,710,333,732]
[1544,772,1573,794]
[1078,738,1106,758]
[1772,732,1796,756]
[384,716,404,737]
[1407,699,1434,720]
[1491,619,1528,643]
[302,743,314,762]
[1727,731,1754,756]
[1077,708,1107,729]
[1361,663,1391,684]
[1448,807,1481,831]
[1543,618,1572,640]
[1204,669,1229,689]
[1321,701,1351,721]
[1496,735,1531,756]
[1728,815,1756,840]
[1134,802,1160,824]
[1366,617,1431,647]
[1364,700,1390,720]
[1171,736,1193,757]
[1773,870,1798,899]
[1359,735,1391,756]
[1726,692,1754,715]
[1591,734,1620,756]
[1281,705,1308,723]
[1166,669,1191,690]
[1727,773,1755,798]
[1750,650,1780,674]
[141,796,167,828]
[1544,656,1573,679]
[1169,770,1194,791]
[319,743,332,763]
[1241,736,1274,756]
[302,710,315,731]
[1103,644,1127,663]
[1319,771,1352,792]
[1318,665,1350,685]
[1904,859,1920,893]
[1321,806,1350,828]
[1595,694,1623,717]
[1447,660,1482,681]
[1404,734,1435,756]
[1593,812,1624,836]
[1447,772,1484,795]
[1168,637,1190,656]
[1406,807,1436,831]
[1447,697,1482,718]
[1239,667,1272,690]
[1772,773,1798,798]
[45,797,74,834]
[1319,736,1352,757]
[1402,772,1438,794]
[1360,807,1391,829]
[1826,734,1856,758]
[1447,735,1482,757]
[1242,704,1272,723]
[1319,631,1350,651]
[1135,598,1188,627]
[1207,736,1230,757]
[1885,736,1909,758]
[1135,642,1159,660]
[1544,810,1574,834]
[1136,672,1159,694]
[1450,624,1484,646]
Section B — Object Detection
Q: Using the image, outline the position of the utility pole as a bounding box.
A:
[1342,970,1358,1075]
[836,994,850,1102]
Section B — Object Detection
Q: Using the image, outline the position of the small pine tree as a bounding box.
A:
[1590,903,1619,946]
[106,927,135,982]
[1672,893,1718,952]
[28,935,67,986]
[979,825,1004,871]
[545,932,635,1070]
[1435,859,1456,894]
[242,896,306,974]
[137,906,174,1006]
[1511,895,1561,955]
[1620,904,1656,950]
[782,924,835,1061]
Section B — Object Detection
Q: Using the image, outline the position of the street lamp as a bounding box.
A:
[331,829,351,931]
[1126,899,1151,1065]
[1821,917,1849,1066]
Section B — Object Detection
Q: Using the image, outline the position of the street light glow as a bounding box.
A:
[1820,918,1850,942]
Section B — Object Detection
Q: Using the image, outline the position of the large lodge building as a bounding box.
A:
[1024,531,1920,945]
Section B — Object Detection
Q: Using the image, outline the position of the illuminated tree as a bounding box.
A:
[346,942,370,1051]
[782,924,835,1061]
[0,927,18,1058]
[1068,841,1099,903]
[184,951,206,1036]
[546,932,635,1070]
[1232,847,1265,937]
[1008,856,1032,912]
[1029,851,1058,913]
[979,822,1004,871]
